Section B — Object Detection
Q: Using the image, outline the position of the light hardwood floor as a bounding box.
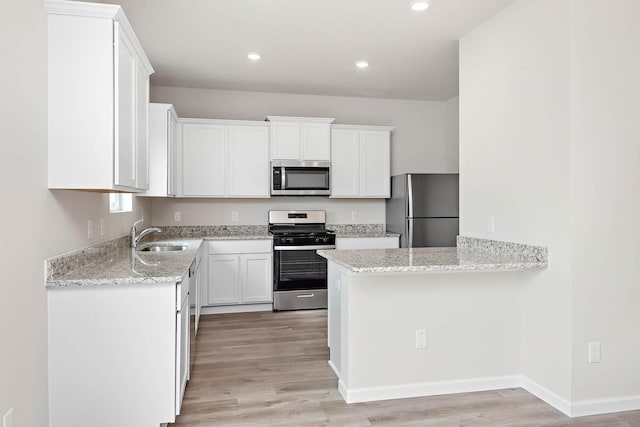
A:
[171,311,640,426]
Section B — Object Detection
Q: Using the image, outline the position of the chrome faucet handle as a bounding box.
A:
[132,218,144,232]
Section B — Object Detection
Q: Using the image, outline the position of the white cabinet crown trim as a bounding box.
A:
[267,116,335,124]
[331,124,395,132]
[179,118,270,127]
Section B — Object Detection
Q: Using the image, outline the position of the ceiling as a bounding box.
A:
[90,0,514,101]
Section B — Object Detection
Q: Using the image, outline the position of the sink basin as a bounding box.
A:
[138,243,188,252]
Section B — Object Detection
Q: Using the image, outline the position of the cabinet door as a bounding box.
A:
[241,254,273,303]
[228,125,270,197]
[176,296,189,415]
[135,63,149,190]
[208,255,240,305]
[302,122,331,161]
[182,123,226,196]
[330,129,360,197]
[270,121,300,160]
[360,130,390,197]
[114,22,137,188]
[167,111,178,196]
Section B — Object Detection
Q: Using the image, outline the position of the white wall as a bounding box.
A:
[150,197,384,226]
[460,0,640,415]
[569,0,640,404]
[460,0,573,403]
[151,86,459,176]
[0,2,151,425]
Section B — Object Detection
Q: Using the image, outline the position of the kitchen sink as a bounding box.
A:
[138,243,188,252]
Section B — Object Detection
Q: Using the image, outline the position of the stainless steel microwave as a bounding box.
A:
[271,160,330,196]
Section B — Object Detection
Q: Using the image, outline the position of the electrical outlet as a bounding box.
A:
[488,216,495,234]
[4,408,14,427]
[99,218,105,236]
[174,211,181,223]
[588,342,601,364]
[231,211,238,222]
[87,219,94,239]
[351,211,358,221]
[415,329,427,349]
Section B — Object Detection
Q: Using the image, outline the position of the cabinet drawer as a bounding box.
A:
[208,240,272,254]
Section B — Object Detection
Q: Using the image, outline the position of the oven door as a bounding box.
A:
[273,246,332,311]
[273,246,331,291]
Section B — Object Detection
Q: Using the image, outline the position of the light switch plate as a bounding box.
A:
[87,219,94,239]
[174,211,181,222]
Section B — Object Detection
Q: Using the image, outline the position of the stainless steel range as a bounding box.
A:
[269,210,336,311]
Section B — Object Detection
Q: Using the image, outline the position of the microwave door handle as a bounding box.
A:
[281,167,286,190]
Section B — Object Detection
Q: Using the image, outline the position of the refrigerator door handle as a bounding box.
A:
[408,218,414,248]
[407,174,414,217]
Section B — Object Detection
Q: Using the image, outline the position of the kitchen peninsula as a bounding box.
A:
[317,236,547,404]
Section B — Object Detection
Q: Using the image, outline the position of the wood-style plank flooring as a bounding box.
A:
[171,310,640,426]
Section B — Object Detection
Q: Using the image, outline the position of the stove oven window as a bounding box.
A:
[273,249,327,291]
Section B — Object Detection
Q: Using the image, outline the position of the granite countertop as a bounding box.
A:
[333,231,400,238]
[153,225,272,241]
[317,244,547,274]
[326,224,399,239]
[46,240,201,287]
[45,231,273,288]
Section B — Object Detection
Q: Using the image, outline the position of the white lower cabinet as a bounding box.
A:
[48,280,188,427]
[206,240,273,306]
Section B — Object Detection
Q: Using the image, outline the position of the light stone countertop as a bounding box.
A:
[45,232,275,288]
[317,246,547,274]
[333,231,400,239]
[46,243,200,287]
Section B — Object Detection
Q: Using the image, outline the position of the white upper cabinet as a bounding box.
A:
[147,104,178,197]
[330,125,394,198]
[227,125,270,197]
[180,119,270,198]
[181,122,226,197]
[267,116,334,161]
[46,1,153,192]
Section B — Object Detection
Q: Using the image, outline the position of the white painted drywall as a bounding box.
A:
[151,86,460,176]
[460,0,573,403]
[0,2,151,424]
[336,268,522,398]
[150,197,384,226]
[460,0,640,414]
[569,0,640,403]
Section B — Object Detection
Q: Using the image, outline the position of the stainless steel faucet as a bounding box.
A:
[131,219,162,249]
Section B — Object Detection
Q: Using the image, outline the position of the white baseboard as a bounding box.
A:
[328,360,341,379]
[571,394,640,417]
[517,377,640,418]
[200,304,272,315]
[519,376,572,416]
[342,375,521,404]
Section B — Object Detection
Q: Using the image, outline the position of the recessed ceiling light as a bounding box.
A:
[411,1,430,12]
[355,61,369,69]
[247,53,261,61]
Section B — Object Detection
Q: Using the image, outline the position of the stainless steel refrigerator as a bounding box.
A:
[385,174,459,248]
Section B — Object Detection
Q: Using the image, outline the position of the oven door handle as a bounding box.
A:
[273,245,336,251]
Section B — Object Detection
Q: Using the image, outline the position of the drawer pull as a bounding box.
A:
[297,293,315,298]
